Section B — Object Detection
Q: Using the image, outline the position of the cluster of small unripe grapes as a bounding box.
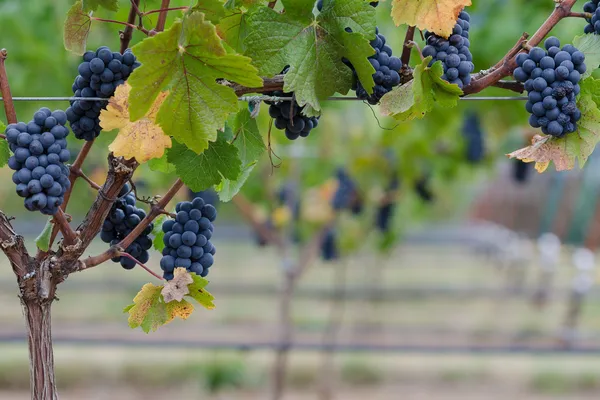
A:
[265,92,320,140]
[353,27,402,105]
[6,108,71,215]
[100,184,153,269]
[422,10,474,89]
[513,37,585,137]
[67,47,140,141]
[583,0,600,34]
[160,198,217,281]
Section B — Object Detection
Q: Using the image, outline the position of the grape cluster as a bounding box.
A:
[353,28,402,105]
[376,175,399,232]
[100,184,153,269]
[513,37,585,137]
[422,10,474,89]
[583,1,600,34]
[265,91,320,140]
[463,113,485,163]
[332,168,362,213]
[160,198,217,281]
[321,228,339,261]
[67,47,140,141]
[6,108,71,215]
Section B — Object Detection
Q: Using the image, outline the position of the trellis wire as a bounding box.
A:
[0,95,528,103]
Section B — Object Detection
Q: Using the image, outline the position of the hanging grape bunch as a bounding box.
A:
[422,10,474,89]
[583,0,600,34]
[513,37,585,137]
[6,108,71,215]
[99,184,154,270]
[265,92,320,140]
[160,198,217,281]
[66,47,140,141]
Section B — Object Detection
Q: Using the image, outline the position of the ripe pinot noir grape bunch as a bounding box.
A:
[265,92,320,140]
[100,184,154,270]
[6,108,71,215]
[160,198,217,281]
[422,10,474,89]
[321,228,339,261]
[376,175,399,232]
[67,47,140,141]
[513,36,585,137]
[583,0,600,34]
[332,168,362,213]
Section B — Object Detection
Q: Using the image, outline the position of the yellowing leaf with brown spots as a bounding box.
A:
[391,0,471,37]
[124,283,167,333]
[162,268,194,303]
[165,299,194,323]
[100,83,171,163]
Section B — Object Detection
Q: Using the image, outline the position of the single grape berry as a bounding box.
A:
[67,47,141,141]
[160,199,218,280]
[5,108,71,215]
[99,183,154,270]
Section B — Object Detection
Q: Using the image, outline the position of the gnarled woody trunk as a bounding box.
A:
[23,297,57,400]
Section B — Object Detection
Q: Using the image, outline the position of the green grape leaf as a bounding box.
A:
[186,272,216,309]
[193,0,226,23]
[380,57,462,120]
[218,8,252,53]
[152,214,167,252]
[64,1,92,55]
[507,77,600,172]
[217,162,256,201]
[167,134,242,191]
[224,0,261,8]
[244,0,376,111]
[128,11,262,154]
[0,120,8,167]
[148,153,175,173]
[573,34,600,79]
[82,0,118,11]
[35,218,54,252]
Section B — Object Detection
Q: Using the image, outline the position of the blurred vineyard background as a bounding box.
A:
[3,0,600,399]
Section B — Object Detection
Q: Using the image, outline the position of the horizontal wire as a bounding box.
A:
[0,95,529,102]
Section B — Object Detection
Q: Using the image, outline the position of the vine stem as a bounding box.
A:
[52,209,77,246]
[120,0,141,54]
[91,17,150,35]
[119,252,164,280]
[43,140,95,256]
[0,49,17,124]
[400,26,415,67]
[155,0,171,32]
[144,6,187,16]
[567,11,592,18]
[464,0,578,95]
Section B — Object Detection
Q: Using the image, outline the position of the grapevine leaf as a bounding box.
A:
[391,0,472,38]
[148,154,175,173]
[224,0,261,8]
[186,273,216,309]
[125,283,168,333]
[217,162,256,202]
[0,120,8,168]
[165,299,195,323]
[244,0,376,111]
[193,0,226,24]
[34,218,54,252]
[82,0,118,11]
[64,1,92,55]
[128,11,262,154]
[230,107,265,164]
[167,134,242,191]
[507,79,600,171]
[152,215,167,252]
[100,83,172,163]
[162,268,194,303]
[380,57,462,120]
[573,34,600,79]
[218,8,252,53]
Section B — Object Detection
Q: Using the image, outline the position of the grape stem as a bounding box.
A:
[71,168,101,190]
[119,252,164,280]
[52,209,77,246]
[463,0,577,95]
[91,17,150,36]
[0,134,5,139]
[155,0,171,32]
[120,0,142,54]
[400,26,416,68]
[144,6,188,16]
[0,49,17,125]
[567,12,592,18]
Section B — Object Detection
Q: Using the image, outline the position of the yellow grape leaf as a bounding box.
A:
[162,268,194,303]
[186,273,216,310]
[391,0,471,37]
[124,283,168,333]
[100,83,171,163]
[165,298,194,323]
